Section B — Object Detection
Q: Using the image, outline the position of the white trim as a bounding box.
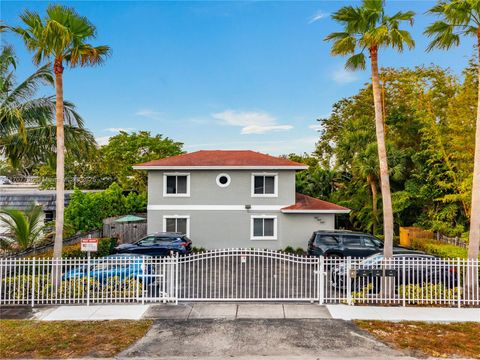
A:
[216,173,231,188]
[148,205,289,211]
[163,172,190,197]
[281,209,350,214]
[250,215,278,240]
[134,165,308,170]
[251,172,278,198]
[162,215,190,237]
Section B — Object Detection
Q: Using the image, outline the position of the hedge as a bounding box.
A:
[411,238,473,259]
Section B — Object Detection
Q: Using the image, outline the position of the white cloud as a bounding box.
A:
[104,127,134,133]
[308,10,329,24]
[309,124,323,131]
[212,110,293,135]
[332,67,359,84]
[95,136,111,146]
[135,109,163,120]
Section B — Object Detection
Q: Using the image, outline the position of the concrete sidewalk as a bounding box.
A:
[327,304,480,322]
[25,303,480,322]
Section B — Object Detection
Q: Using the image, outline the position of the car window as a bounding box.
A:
[363,237,376,247]
[342,235,362,245]
[137,236,156,246]
[154,237,178,244]
[315,235,338,245]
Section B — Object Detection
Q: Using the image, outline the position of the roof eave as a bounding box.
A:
[133,165,309,170]
[281,209,351,214]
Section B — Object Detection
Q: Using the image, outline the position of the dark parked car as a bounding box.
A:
[115,232,192,256]
[330,252,458,290]
[307,230,421,258]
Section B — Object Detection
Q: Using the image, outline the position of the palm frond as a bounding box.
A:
[425,21,461,51]
[345,53,366,71]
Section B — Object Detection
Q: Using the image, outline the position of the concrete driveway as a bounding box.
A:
[119,319,415,359]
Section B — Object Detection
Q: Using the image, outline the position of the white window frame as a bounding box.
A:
[163,215,190,237]
[250,215,277,240]
[163,172,190,197]
[251,172,278,198]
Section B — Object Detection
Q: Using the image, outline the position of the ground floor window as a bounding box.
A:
[163,216,190,236]
[250,215,277,240]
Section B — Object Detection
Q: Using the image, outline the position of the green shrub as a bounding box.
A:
[283,246,295,254]
[64,183,147,234]
[1,274,141,300]
[295,247,306,255]
[411,238,473,259]
[399,283,462,303]
[191,247,206,253]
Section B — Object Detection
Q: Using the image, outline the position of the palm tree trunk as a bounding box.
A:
[468,32,480,261]
[53,58,65,260]
[369,46,394,258]
[368,175,378,235]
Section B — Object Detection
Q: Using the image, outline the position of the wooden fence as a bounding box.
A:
[102,215,147,244]
[400,226,467,249]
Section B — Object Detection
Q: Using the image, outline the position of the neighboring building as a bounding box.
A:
[0,187,97,234]
[134,150,350,249]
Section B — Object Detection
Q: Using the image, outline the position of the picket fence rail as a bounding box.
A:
[0,249,478,307]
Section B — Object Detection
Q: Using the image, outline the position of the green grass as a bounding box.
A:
[0,320,152,359]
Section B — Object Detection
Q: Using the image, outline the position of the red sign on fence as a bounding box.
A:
[80,238,98,252]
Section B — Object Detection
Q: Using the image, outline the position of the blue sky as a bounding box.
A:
[1,0,475,155]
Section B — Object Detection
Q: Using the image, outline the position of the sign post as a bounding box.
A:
[81,237,98,306]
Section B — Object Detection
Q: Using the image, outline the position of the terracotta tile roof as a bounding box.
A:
[281,193,350,213]
[134,150,308,169]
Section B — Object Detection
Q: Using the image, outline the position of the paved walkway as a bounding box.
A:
[119,319,416,359]
[24,303,479,322]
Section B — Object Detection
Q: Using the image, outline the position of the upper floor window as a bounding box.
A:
[163,173,190,197]
[251,173,278,197]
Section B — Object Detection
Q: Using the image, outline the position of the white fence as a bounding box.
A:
[1,249,479,307]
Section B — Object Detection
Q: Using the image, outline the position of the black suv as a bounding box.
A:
[308,230,386,258]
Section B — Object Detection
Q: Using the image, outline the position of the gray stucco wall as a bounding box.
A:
[148,170,296,206]
[147,210,335,250]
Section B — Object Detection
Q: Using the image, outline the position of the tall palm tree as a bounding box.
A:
[0,205,46,251]
[12,5,110,258]
[0,45,95,172]
[325,0,415,258]
[425,0,479,260]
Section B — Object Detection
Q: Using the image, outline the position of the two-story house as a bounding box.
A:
[133,150,350,249]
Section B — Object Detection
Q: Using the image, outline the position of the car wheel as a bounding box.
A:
[327,253,343,259]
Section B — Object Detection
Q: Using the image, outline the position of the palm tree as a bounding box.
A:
[425,0,479,260]
[0,205,46,251]
[325,0,415,258]
[0,45,94,170]
[12,5,110,258]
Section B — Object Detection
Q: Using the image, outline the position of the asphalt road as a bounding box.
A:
[119,319,416,359]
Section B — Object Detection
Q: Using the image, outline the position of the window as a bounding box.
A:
[251,173,277,197]
[363,237,377,248]
[216,173,231,187]
[251,216,277,240]
[163,216,190,236]
[342,235,362,246]
[163,173,190,197]
[136,236,156,246]
[316,235,339,246]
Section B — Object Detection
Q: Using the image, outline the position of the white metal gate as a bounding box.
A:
[177,249,320,301]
